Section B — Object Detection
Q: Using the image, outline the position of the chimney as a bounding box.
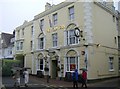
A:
[45,2,52,10]
[106,0,115,10]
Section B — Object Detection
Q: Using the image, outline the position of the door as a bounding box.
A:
[52,60,58,79]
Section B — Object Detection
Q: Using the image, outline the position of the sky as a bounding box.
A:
[0,0,119,34]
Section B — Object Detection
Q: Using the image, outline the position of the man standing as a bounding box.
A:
[72,69,78,88]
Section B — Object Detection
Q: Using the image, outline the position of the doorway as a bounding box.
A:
[51,60,58,79]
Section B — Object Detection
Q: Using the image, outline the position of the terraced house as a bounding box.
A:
[14,1,120,80]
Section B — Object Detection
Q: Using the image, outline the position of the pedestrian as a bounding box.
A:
[23,68,29,87]
[81,70,87,88]
[72,69,78,88]
[12,70,20,87]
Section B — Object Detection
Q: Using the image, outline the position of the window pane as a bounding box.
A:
[53,13,57,25]
[52,33,57,47]
[69,6,74,20]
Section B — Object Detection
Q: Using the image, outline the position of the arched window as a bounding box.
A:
[65,23,79,45]
[66,50,78,71]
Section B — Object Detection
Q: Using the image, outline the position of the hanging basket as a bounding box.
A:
[57,66,61,71]
[44,67,49,71]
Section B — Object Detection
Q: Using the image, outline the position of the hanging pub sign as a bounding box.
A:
[81,51,85,55]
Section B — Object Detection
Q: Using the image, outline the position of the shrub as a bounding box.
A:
[2,59,20,77]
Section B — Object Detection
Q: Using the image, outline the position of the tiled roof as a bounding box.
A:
[1,32,14,48]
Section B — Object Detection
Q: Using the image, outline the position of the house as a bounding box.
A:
[0,32,15,59]
[14,1,120,80]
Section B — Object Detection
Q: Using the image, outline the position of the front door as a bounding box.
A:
[51,60,58,79]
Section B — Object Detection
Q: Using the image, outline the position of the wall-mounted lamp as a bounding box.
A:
[84,44,88,47]
[96,44,100,47]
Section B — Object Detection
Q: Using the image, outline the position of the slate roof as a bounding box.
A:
[1,32,14,48]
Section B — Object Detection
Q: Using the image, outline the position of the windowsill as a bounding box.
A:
[16,50,23,52]
[36,49,44,51]
[66,43,79,46]
[37,69,44,71]
[109,69,114,72]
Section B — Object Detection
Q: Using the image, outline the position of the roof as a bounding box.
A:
[1,32,14,48]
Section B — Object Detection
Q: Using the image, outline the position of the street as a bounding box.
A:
[2,75,120,89]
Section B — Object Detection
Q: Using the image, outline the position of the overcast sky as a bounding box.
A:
[0,0,119,34]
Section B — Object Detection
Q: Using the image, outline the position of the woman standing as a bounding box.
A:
[81,70,87,88]
[23,68,29,87]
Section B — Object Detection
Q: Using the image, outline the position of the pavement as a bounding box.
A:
[2,75,120,89]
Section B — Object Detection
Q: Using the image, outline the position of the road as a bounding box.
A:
[2,76,120,89]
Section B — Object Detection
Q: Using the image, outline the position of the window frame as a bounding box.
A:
[66,56,78,72]
[68,6,74,21]
[38,37,44,50]
[66,29,79,45]
[52,33,58,47]
[108,57,114,71]
[40,19,44,31]
[53,13,58,26]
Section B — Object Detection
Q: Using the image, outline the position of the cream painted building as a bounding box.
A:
[14,1,120,80]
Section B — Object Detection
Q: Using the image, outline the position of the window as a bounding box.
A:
[30,41,33,50]
[118,36,120,49]
[40,59,43,70]
[16,41,23,51]
[53,13,57,25]
[17,30,20,38]
[31,26,34,37]
[66,30,79,45]
[22,28,24,37]
[109,57,114,71]
[66,57,78,71]
[38,59,44,70]
[20,42,23,50]
[118,58,120,70]
[16,42,19,50]
[52,33,58,47]
[38,37,44,49]
[40,19,44,31]
[69,6,74,20]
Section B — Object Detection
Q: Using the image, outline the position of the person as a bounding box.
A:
[23,68,29,87]
[72,69,78,88]
[13,70,20,87]
[81,70,87,88]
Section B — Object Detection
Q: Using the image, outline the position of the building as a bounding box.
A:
[14,1,120,80]
[0,32,15,59]
[118,1,120,13]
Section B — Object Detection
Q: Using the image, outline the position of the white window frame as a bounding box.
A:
[37,59,44,70]
[69,6,74,21]
[16,41,23,51]
[38,37,44,50]
[20,42,23,50]
[66,30,79,45]
[53,13,57,26]
[22,28,24,37]
[109,57,114,71]
[66,56,78,72]
[52,33,58,47]
[40,19,44,31]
